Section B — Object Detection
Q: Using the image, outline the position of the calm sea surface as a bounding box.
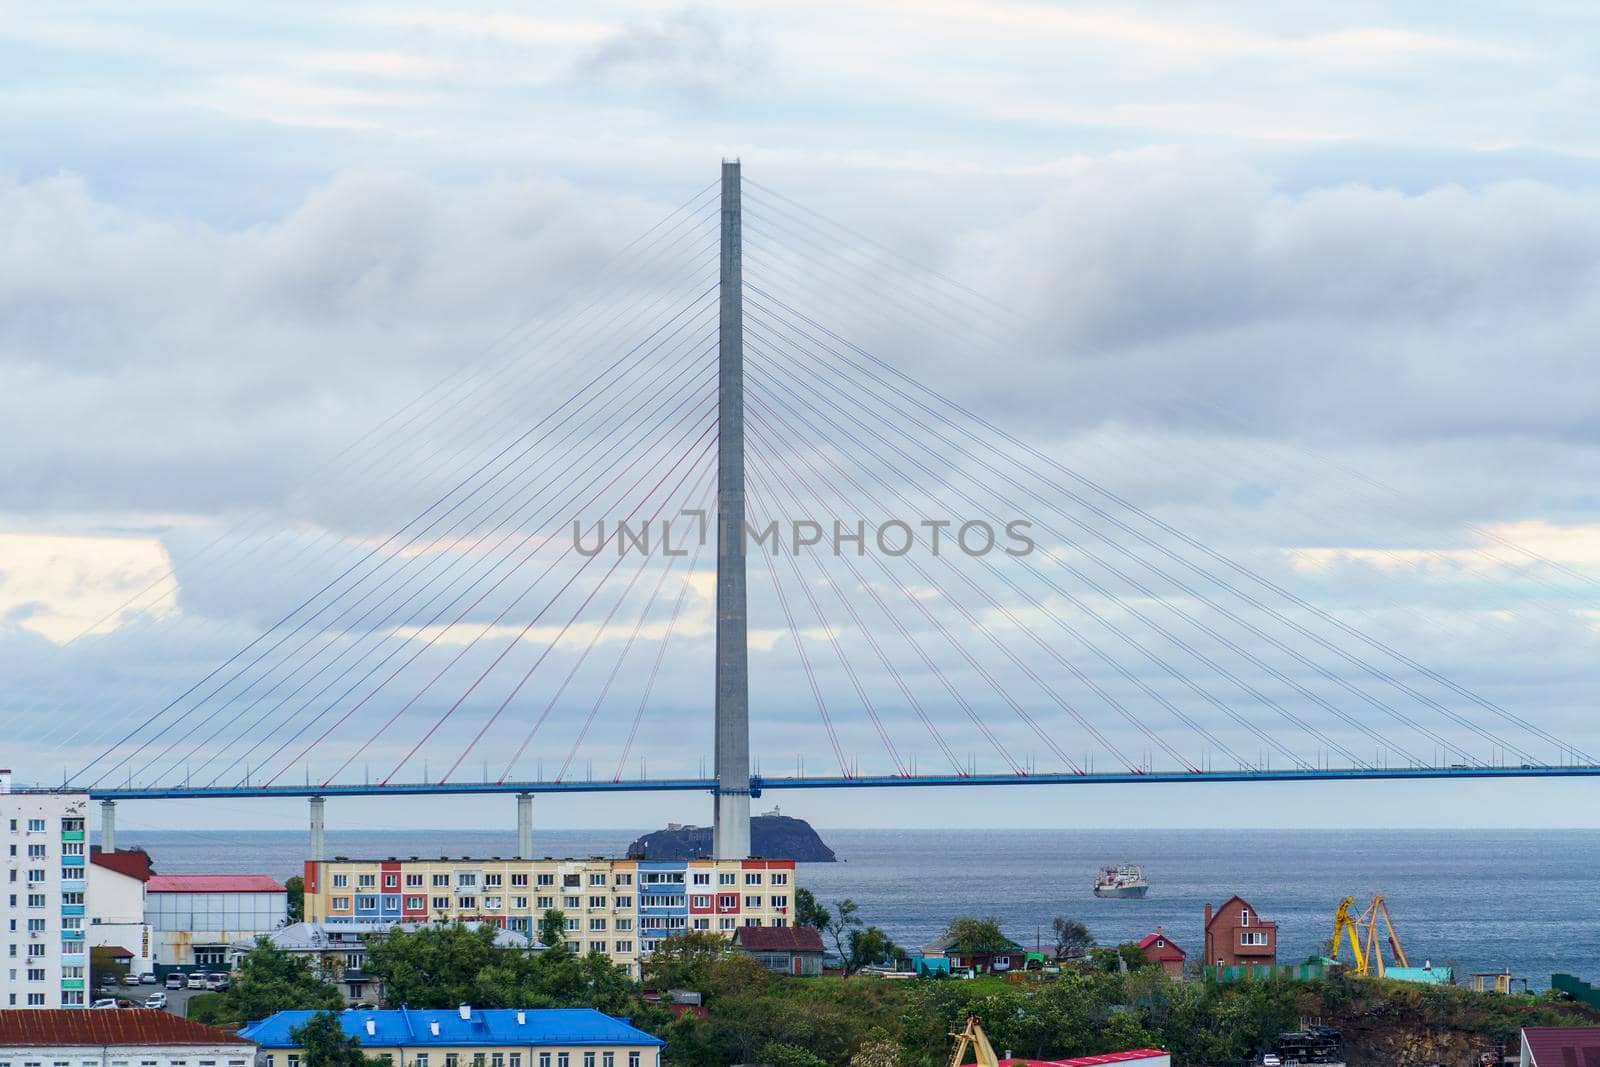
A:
[122,828,1599,989]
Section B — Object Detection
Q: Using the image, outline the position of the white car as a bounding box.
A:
[186,973,208,989]
[145,993,167,1010]
[1261,1055,1282,1067]
[91,999,118,1010]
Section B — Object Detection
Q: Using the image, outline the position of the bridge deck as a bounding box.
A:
[76,763,1600,800]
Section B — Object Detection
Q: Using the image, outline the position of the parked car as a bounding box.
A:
[121,974,141,986]
[186,973,207,989]
[165,973,185,989]
[205,972,228,991]
[144,992,167,1009]
[139,972,157,984]
[91,999,118,1010]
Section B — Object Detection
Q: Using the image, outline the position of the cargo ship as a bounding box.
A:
[1093,863,1150,898]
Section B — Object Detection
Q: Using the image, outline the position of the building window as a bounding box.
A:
[537,874,554,886]
[745,873,761,885]
[692,918,708,931]
[445,1056,458,1067]
[491,1055,504,1067]
[332,897,350,910]
[406,897,426,910]
[691,872,710,886]
[27,820,45,832]
[770,895,787,909]
[603,1055,614,1067]
[584,1054,595,1067]
[744,895,761,908]
[615,919,632,932]
[770,873,788,886]
[589,918,607,931]
[357,896,377,910]
[358,874,376,888]
[510,874,528,887]
[484,897,502,911]
[332,875,348,888]
[406,874,424,887]
[485,874,502,887]
[514,897,529,910]
[539,1055,550,1067]
[432,897,450,910]
[614,874,632,886]
[718,872,736,886]
[629,1054,640,1067]
[615,940,632,953]
[719,918,735,931]
[537,897,554,909]
[1240,910,1250,927]
[457,896,477,909]
[383,874,398,889]
[1240,931,1269,946]
[614,896,632,909]
[433,874,450,887]
[456,873,477,887]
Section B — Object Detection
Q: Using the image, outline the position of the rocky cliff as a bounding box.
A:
[626,814,836,861]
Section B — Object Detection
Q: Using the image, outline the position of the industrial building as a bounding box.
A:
[302,857,796,977]
[0,775,89,1008]
[239,1006,663,1067]
[0,1009,255,1067]
[145,874,287,969]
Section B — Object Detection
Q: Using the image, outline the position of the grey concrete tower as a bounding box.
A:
[713,159,751,859]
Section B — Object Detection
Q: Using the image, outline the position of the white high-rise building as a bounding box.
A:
[0,771,90,1008]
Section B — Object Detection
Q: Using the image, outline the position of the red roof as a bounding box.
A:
[1523,1027,1600,1067]
[0,1009,253,1047]
[146,874,284,893]
[91,849,154,882]
[1138,930,1185,960]
[732,925,826,953]
[998,1051,1167,1067]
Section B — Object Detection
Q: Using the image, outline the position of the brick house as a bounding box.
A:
[1137,927,1186,978]
[731,925,825,976]
[1202,895,1276,967]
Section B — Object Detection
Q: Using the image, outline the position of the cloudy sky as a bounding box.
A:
[4,1,1600,834]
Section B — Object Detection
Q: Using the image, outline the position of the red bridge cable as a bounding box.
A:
[265,392,717,788]
[541,475,718,785]
[82,285,717,788]
[421,432,720,786]
[196,334,719,788]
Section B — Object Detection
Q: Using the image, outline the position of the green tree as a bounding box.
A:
[645,930,731,991]
[1051,917,1092,960]
[943,917,1013,955]
[194,938,342,1025]
[363,923,506,1009]
[794,888,831,930]
[538,909,568,950]
[825,899,863,969]
[285,876,305,923]
[290,1011,388,1067]
[845,926,903,975]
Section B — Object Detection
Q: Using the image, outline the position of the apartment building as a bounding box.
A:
[303,857,797,978]
[0,774,90,1008]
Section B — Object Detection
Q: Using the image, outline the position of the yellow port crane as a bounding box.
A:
[948,1017,1000,1067]
[1331,894,1410,977]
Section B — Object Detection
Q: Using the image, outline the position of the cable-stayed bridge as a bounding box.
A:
[31,162,1600,856]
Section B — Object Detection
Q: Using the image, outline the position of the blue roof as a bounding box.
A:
[238,1008,665,1049]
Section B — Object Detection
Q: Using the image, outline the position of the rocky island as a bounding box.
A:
[627,812,836,861]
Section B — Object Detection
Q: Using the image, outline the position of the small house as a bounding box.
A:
[731,925,825,976]
[1136,928,1185,979]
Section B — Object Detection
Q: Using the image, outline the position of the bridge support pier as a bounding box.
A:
[309,796,325,861]
[100,799,116,853]
[516,793,534,860]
